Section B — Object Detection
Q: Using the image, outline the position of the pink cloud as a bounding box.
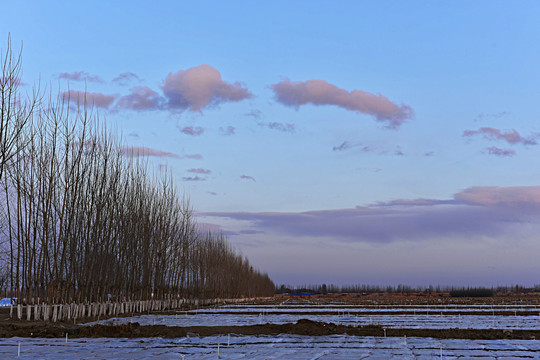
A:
[188,168,211,174]
[454,186,540,207]
[240,175,256,182]
[332,141,403,156]
[0,76,24,87]
[266,122,295,133]
[116,86,163,110]
[333,141,372,152]
[180,126,205,136]
[374,198,451,207]
[356,167,382,173]
[270,79,413,128]
[112,72,141,86]
[474,111,509,122]
[245,109,262,118]
[486,146,515,157]
[62,90,117,109]
[183,176,206,181]
[120,146,179,158]
[58,71,103,83]
[162,64,252,112]
[181,154,203,160]
[219,126,236,136]
[463,127,537,145]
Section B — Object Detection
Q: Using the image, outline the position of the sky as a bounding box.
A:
[3,1,540,287]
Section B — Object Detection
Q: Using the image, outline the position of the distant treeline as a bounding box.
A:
[276,284,540,297]
[0,36,274,303]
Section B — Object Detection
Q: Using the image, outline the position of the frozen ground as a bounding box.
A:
[222,304,540,309]
[0,335,538,359]
[217,305,540,313]
[89,312,540,330]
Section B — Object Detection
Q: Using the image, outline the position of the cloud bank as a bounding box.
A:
[271,79,413,128]
[201,186,540,244]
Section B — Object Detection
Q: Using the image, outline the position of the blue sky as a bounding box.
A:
[3,1,540,286]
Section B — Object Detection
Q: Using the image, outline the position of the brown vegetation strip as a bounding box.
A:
[0,319,538,340]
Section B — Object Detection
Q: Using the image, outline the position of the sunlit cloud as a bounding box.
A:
[183,176,206,181]
[268,122,295,132]
[485,146,515,157]
[188,168,211,174]
[116,86,163,110]
[463,127,537,145]
[454,186,540,206]
[181,153,203,160]
[474,111,509,122]
[258,121,295,133]
[0,76,25,87]
[240,174,256,182]
[356,167,382,173]
[61,90,117,109]
[271,79,413,128]
[179,126,205,136]
[162,64,252,112]
[332,141,404,156]
[219,126,236,136]
[245,109,262,118]
[58,71,103,83]
[112,72,141,86]
[120,146,179,158]
[373,198,451,207]
[332,141,372,152]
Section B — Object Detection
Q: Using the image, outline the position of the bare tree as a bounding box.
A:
[0,36,275,305]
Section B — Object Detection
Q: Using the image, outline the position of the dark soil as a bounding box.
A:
[0,319,538,341]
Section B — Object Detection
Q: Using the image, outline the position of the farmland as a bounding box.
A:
[1,295,540,358]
